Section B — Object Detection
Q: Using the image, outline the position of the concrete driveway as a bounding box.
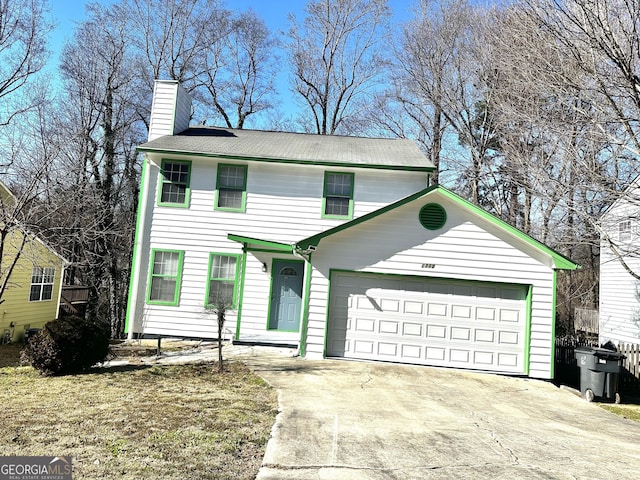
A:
[235,348,640,480]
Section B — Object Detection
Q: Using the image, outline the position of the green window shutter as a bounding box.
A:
[419,203,447,230]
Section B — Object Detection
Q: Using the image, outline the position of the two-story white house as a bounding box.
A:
[599,177,640,345]
[125,80,578,379]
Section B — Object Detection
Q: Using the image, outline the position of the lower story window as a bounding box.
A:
[147,250,184,305]
[206,253,240,308]
[29,267,55,301]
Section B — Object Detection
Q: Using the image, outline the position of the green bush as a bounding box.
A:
[21,316,111,376]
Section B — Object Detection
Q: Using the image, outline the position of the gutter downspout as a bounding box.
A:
[293,246,314,357]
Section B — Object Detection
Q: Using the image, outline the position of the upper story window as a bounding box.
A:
[29,267,55,301]
[158,160,191,207]
[215,164,247,212]
[147,249,184,306]
[619,220,632,242]
[323,171,354,219]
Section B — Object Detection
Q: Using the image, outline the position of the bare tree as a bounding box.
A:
[194,9,279,129]
[394,0,497,192]
[286,0,392,135]
[51,2,146,337]
[127,0,222,86]
[0,86,65,303]
[0,0,53,127]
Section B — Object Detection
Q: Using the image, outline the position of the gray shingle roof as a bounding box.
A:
[137,126,434,171]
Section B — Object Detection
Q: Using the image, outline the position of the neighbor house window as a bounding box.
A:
[322,171,354,219]
[215,164,247,212]
[619,220,631,241]
[158,160,191,207]
[147,249,184,305]
[205,253,240,308]
[29,267,55,301]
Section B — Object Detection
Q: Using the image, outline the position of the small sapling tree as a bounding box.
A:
[206,290,234,373]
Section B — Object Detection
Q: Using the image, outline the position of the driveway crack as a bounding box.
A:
[360,372,372,389]
[473,421,519,464]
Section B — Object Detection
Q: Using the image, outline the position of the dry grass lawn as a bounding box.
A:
[600,403,640,422]
[0,344,278,479]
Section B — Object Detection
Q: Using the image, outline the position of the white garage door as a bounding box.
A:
[326,272,529,374]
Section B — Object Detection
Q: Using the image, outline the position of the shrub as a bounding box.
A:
[21,316,111,376]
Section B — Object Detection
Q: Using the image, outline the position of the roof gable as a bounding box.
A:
[138,126,434,172]
[0,180,68,264]
[297,185,578,270]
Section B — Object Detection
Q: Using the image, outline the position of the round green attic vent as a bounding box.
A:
[419,203,446,230]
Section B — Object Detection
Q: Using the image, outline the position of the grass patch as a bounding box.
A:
[600,404,640,422]
[0,345,277,479]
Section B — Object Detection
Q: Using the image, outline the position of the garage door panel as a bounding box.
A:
[451,326,471,340]
[427,303,448,317]
[378,342,398,356]
[498,331,519,345]
[404,301,423,315]
[327,272,528,374]
[426,324,447,339]
[474,329,494,343]
[499,309,521,323]
[379,320,399,334]
[452,305,472,319]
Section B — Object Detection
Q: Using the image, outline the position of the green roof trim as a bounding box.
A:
[136,147,434,172]
[227,234,294,253]
[296,185,579,271]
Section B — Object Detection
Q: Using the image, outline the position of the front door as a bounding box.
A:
[269,260,303,331]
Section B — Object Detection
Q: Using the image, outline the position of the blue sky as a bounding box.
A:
[48,0,416,60]
[46,0,416,122]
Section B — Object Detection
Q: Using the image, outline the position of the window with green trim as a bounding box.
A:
[205,253,240,308]
[159,160,191,207]
[215,164,247,212]
[29,267,55,301]
[323,172,354,219]
[147,250,184,305]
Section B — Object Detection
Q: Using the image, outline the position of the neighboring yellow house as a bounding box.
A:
[0,181,67,342]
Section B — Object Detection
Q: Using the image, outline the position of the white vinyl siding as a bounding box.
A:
[599,190,640,345]
[599,244,640,344]
[305,193,556,379]
[129,158,428,341]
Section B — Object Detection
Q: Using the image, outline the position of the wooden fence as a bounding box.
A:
[574,308,599,336]
[555,337,640,398]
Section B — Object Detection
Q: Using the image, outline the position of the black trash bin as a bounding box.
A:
[575,346,626,403]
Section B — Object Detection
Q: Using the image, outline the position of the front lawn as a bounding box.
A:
[0,345,277,479]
